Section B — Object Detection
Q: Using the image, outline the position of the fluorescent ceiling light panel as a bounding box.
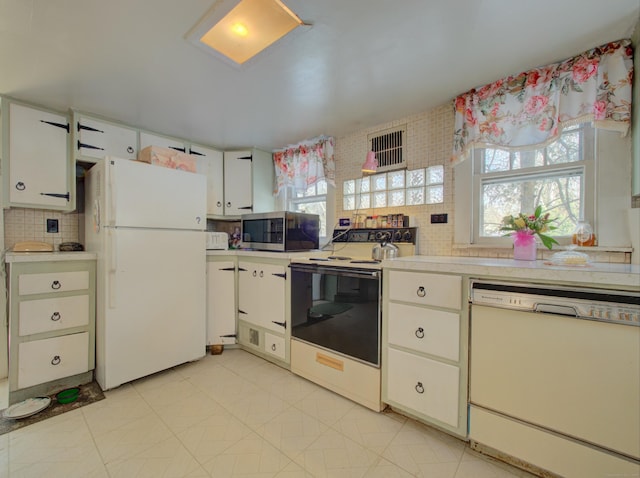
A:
[188,0,305,66]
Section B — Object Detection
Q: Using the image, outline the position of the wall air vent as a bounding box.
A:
[368,125,406,172]
[249,328,260,346]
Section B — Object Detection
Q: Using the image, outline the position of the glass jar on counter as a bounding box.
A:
[572,220,595,246]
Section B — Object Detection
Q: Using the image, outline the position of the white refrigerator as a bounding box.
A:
[84,157,207,390]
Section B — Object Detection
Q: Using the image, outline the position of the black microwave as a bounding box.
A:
[241,211,320,251]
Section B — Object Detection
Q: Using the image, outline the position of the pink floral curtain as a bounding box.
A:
[273,136,335,194]
[451,39,633,164]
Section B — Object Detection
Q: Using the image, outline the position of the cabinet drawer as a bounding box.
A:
[264,332,286,360]
[388,271,461,309]
[18,270,89,296]
[18,332,89,389]
[387,303,459,361]
[386,348,459,427]
[19,295,89,336]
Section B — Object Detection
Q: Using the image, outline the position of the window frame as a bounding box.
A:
[461,124,597,247]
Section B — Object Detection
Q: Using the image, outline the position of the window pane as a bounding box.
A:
[406,187,425,205]
[426,185,444,204]
[343,180,355,195]
[372,173,387,191]
[388,171,405,189]
[357,194,371,209]
[373,192,387,208]
[304,184,316,197]
[389,190,405,206]
[546,129,581,164]
[356,177,370,193]
[482,148,511,172]
[344,195,355,210]
[407,169,425,187]
[426,165,444,184]
[480,171,583,237]
[295,200,327,237]
[316,179,327,195]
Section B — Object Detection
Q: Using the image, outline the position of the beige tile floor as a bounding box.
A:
[0,349,539,477]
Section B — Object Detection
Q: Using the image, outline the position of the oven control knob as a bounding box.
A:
[394,230,403,241]
[403,230,413,242]
[375,231,385,240]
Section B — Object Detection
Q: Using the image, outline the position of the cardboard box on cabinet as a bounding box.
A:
[137,146,197,172]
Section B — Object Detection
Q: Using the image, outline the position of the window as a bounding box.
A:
[342,165,444,211]
[470,124,595,245]
[287,179,329,238]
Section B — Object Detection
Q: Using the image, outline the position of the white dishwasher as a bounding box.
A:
[469,280,640,478]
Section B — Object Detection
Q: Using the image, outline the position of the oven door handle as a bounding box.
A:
[290,263,380,279]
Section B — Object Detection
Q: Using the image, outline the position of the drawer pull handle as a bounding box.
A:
[252,270,257,277]
[51,355,61,365]
[51,280,62,290]
[416,286,426,298]
[15,181,26,191]
[415,382,424,394]
[271,344,277,351]
[51,312,61,321]
[259,270,264,278]
[415,327,424,339]
[127,146,135,154]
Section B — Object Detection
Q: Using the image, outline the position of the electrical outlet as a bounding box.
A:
[46,218,59,233]
[430,213,448,224]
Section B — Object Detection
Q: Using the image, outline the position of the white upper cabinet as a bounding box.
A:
[139,131,186,152]
[191,144,224,216]
[224,151,253,216]
[74,114,138,161]
[4,102,72,210]
[223,149,274,217]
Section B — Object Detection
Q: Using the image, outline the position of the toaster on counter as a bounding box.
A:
[206,232,229,250]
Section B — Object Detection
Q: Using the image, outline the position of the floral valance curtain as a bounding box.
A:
[273,136,335,194]
[451,39,633,164]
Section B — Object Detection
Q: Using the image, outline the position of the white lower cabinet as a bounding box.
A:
[383,269,467,437]
[237,258,289,366]
[206,258,237,345]
[386,348,459,427]
[7,258,96,404]
[264,332,286,360]
[18,332,89,389]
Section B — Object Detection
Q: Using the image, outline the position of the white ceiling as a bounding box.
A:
[1,0,638,152]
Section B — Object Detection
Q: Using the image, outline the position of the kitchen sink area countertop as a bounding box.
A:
[5,251,98,263]
[382,255,640,290]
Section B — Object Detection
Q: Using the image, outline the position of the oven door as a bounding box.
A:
[290,263,381,367]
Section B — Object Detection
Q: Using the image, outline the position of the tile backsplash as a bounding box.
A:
[4,208,80,251]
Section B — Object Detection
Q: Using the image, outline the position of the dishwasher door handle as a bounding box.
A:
[534,303,579,317]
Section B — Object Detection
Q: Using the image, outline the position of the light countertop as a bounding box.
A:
[382,255,640,290]
[5,251,98,263]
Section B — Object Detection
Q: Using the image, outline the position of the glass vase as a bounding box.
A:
[513,233,537,261]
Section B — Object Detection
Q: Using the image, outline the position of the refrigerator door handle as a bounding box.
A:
[108,160,116,226]
[108,229,117,308]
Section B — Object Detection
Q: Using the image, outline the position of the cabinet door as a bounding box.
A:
[223,151,253,216]
[238,261,257,327]
[139,131,186,152]
[264,332,286,360]
[207,261,236,345]
[9,103,69,208]
[77,116,138,160]
[238,261,286,334]
[192,145,224,216]
[258,263,287,333]
[386,347,460,428]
